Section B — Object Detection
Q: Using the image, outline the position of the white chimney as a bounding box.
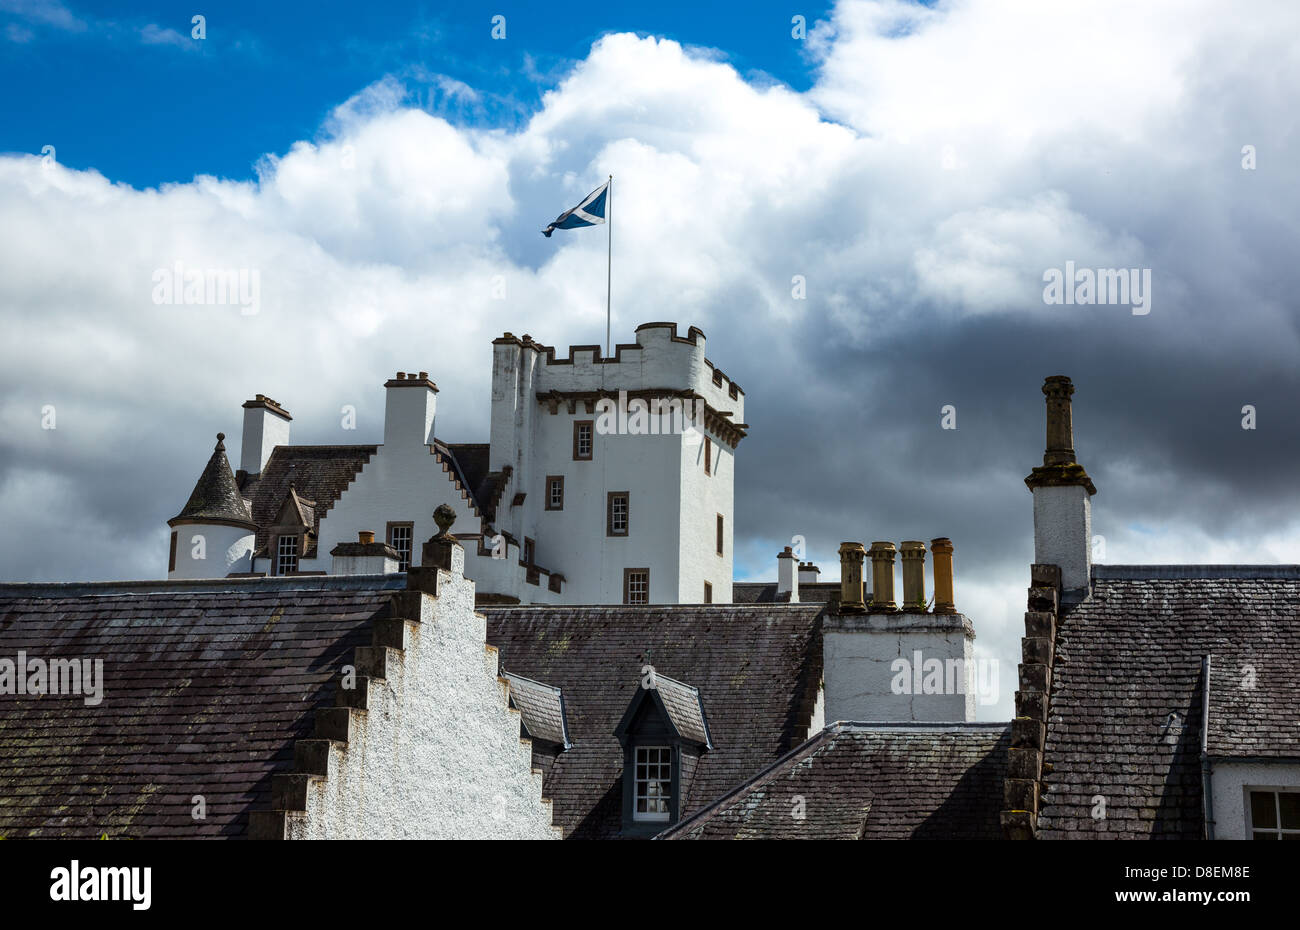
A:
[776,546,800,602]
[384,371,438,448]
[1025,376,1096,598]
[240,394,291,476]
[330,531,401,575]
[798,562,820,586]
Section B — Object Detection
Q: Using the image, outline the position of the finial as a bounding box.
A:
[433,503,457,539]
[215,432,226,451]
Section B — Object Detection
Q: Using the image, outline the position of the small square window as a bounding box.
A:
[633,746,672,821]
[545,476,564,511]
[275,535,299,576]
[624,568,649,605]
[387,522,413,571]
[573,421,594,461]
[608,492,629,537]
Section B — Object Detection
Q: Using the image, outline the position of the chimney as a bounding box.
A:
[931,537,957,614]
[240,394,291,476]
[384,371,439,449]
[868,542,897,612]
[776,547,800,602]
[798,562,820,586]
[899,541,926,611]
[330,530,401,575]
[1025,375,1096,598]
[837,542,866,611]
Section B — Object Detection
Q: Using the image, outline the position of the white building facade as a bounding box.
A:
[166,322,745,606]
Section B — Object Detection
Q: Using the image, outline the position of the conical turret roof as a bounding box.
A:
[169,433,257,529]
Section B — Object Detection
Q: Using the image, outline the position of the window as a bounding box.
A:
[546,475,564,511]
[1249,789,1300,839]
[716,514,724,556]
[168,531,178,572]
[624,568,649,605]
[704,436,712,476]
[523,537,535,566]
[633,746,672,822]
[387,522,414,571]
[704,581,712,604]
[275,535,300,576]
[608,492,629,537]
[573,420,594,461]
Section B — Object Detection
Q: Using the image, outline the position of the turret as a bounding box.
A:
[167,433,257,579]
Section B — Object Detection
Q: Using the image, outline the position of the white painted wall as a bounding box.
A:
[240,406,290,475]
[1032,484,1092,594]
[168,524,254,579]
[286,554,559,839]
[1209,761,1300,840]
[823,613,976,722]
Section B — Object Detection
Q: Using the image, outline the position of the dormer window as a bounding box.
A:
[275,535,299,575]
[613,670,712,836]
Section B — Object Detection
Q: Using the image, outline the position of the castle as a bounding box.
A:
[166,322,745,605]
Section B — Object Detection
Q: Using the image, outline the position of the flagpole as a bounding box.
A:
[606,174,613,358]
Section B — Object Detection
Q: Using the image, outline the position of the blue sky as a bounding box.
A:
[1,0,835,187]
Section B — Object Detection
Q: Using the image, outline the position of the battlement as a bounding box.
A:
[492,322,743,422]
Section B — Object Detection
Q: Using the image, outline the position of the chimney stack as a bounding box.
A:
[1025,376,1096,598]
[837,542,866,611]
[899,541,926,611]
[384,370,439,449]
[240,394,292,476]
[798,562,820,586]
[868,542,897,612]
[776,547,800,602]
[931,537,957,613]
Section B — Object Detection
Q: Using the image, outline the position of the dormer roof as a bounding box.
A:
[614,671,712,750]
[169,434,256,530]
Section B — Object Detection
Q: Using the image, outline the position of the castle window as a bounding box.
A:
[275,535,300,576]
[624,568,649,605]
[573,421,594,461]
[546,476,564,511]
[168,531,178,572]
[608,492,629,537]
[704,581,712,604]
[387,522,413,571]
[704,436,712,476]
[633,746,672,822]
[524,537,535,566]
[716,514,724,556]
[1249,789,1300,839]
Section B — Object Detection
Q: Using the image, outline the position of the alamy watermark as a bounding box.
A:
[890,650,999,706]
[151,261,260,315]
[0,652,104,706]
[594,390,706,436]
[1042,261,1151,315]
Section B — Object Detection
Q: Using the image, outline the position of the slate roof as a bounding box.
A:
[1037,565,1300,839]
[170,435,255,528]
[732,582,844,604]
[483,604,825,839]
[662,722,1011,840]
[504,672,571,748]
[0,575,402,838]
[654,674,712,747]
[237,445,377,558]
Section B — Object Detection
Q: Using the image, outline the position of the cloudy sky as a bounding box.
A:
[2,0,1298,719]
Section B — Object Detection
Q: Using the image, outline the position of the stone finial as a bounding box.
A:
[433,503,457,539]
[215,432,226,451]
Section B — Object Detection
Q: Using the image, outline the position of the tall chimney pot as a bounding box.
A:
[868,542,898,612]
[931,537,957,614]
[837,542,866,612]
[900,541,927,611]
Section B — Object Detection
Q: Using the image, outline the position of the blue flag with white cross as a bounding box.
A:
[541,180,609,237]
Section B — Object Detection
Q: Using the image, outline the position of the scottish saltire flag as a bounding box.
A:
[542,180,609,237]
